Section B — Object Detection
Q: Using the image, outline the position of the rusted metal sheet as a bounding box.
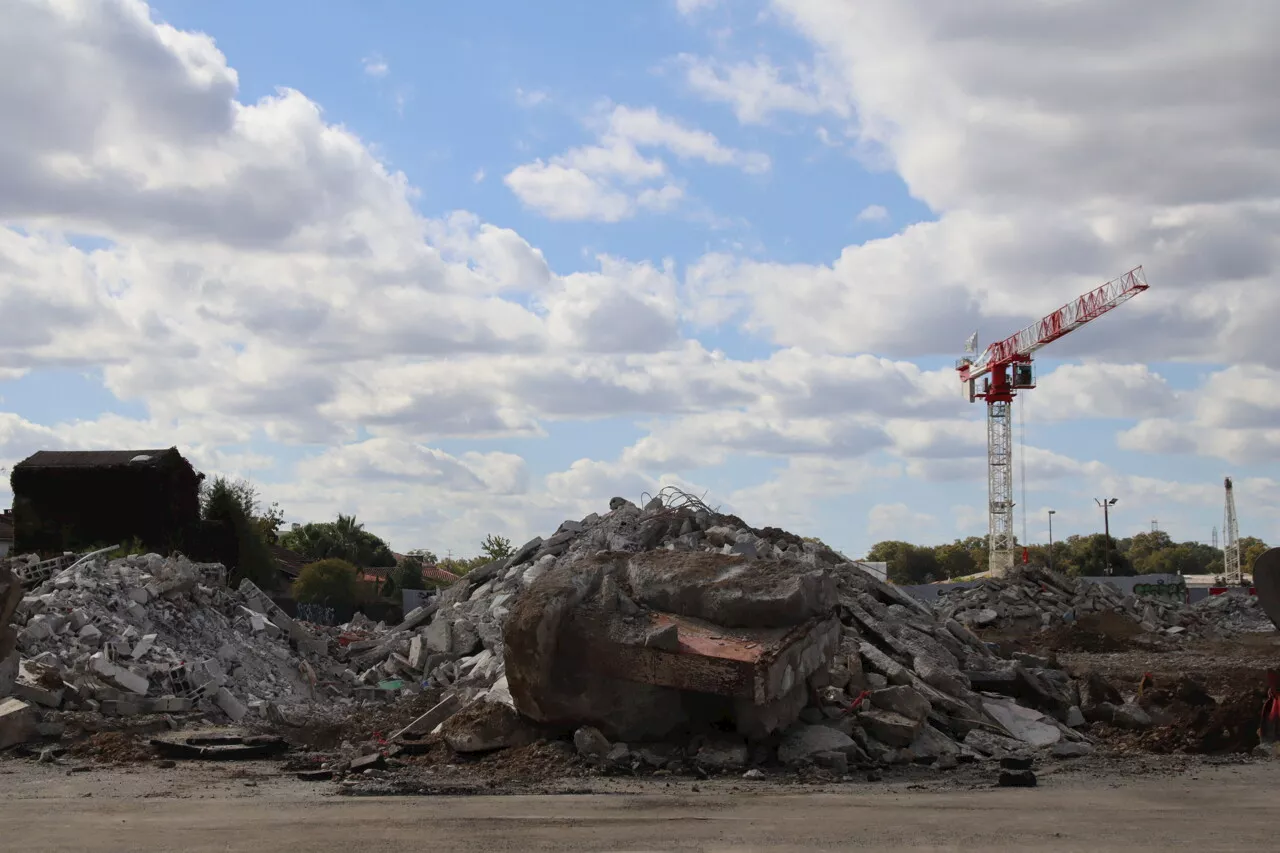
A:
[569,608,840,703]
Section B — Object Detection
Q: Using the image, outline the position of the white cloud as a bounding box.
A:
[362,54,389,78]
[1031,363,1180,422]
[677,54,845,124]
[856,204,889,223]
[868,502,936,539]
[472,168,485,183]
[674,0,1280,367]
[1116,365,1280,464]
[514,87,548,108]
[504,104,767,221]
[675,0,722,17]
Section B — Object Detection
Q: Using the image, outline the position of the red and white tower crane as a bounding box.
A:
[956,266,1150,575]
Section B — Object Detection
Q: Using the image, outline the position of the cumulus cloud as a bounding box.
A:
[677,54,845,124]
[504,104,768,221]
[676,0,1280,366]
[856,204,888,223]
[1116,365,1280,464]
[868,503,936,539]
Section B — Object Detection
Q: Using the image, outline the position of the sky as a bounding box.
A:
[1,0,1278,561]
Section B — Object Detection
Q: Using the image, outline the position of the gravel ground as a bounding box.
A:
[2,755,1279,851]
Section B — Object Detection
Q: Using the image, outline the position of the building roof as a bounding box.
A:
[269,544,309,579]
[14,449,183,470]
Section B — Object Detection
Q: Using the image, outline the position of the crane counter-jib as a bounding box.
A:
[960,266,1149,383]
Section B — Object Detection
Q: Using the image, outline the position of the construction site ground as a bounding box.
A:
[2,756,1277,852]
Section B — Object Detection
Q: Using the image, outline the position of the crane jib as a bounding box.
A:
[962,266,1149,380]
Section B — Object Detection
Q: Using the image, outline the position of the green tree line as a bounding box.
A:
[868,530,1270,585]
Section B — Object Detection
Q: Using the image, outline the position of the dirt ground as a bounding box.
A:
[2,757,1278,851]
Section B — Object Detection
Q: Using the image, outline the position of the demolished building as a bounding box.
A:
[10,448,203,555]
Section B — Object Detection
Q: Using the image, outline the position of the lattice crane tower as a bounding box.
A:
[1223,476,1242,584]
[956,267,1150,575]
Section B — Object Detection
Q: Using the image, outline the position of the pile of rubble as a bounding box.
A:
[356,494,1106,773]
[932,568,1229,639]
[2,551,343,747]
[1191,591,1273,633]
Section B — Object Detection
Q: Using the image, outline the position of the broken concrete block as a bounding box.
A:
[425,618,451,654]
[869,686,931,723]
[1050,741,1094,758]
[88,652,150,695]
[695,737,750,770]
[215,687,248,722]
[441,700,533,753]
[778,725,857,765]
[573,726,611,760]
[131,633,157,660]
[21,616,53,642]
[1112,703,1152,730]
[13,670,63,709]
[0,698,37,749]
[857,709,923,748]
[408,636,426,670]
[0,652,17,699]
[127,587,150,605]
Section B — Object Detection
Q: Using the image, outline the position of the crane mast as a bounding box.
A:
[957,267,1150,575]
[1223,477,1241,584]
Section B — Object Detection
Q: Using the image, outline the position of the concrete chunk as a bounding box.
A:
[88,652,150,695]
[0,698,38,749]
[215,687,248,722]
[131,633,157,660]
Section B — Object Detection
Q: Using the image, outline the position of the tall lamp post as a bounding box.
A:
[1094,497,1118,575]
[1047,510,1056,572]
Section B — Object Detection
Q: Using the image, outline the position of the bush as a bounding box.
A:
[293,558,359,608]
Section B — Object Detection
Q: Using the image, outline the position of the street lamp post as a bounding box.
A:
[1048,510,1056,572]
[1094,497,1118,575]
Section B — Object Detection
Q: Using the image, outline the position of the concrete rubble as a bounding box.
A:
[361,494,1100,773]
[2,552,344,735]
[933,567,1235,638]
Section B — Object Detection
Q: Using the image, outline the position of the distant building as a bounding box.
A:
[9,448,203,555]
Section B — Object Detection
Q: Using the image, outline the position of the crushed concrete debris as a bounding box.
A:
[348,494,1116,774]
[934,567,1241,638]
[5,551,343,743]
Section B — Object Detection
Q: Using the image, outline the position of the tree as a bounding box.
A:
[480,534,514,562]
[394,556,426,591]
[280,514,396,568]
[200,475,278,589]
[867,540,942,584]
[934,541,978,579]
[293,558,359,607]
[200,476,283,544]
[1240,537,1270,575]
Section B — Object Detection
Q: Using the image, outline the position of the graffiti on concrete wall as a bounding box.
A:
[296,603,336,626]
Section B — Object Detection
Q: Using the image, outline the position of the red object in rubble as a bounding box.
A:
[1261,672,1280,745]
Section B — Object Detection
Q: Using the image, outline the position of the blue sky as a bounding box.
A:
[2,0,1278,562]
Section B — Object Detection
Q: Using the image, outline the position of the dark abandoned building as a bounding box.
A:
[9,448,203,554]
